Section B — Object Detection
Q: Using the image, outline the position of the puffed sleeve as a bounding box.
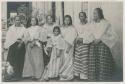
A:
[62,26,77,46]
[101,23,118,48]
[4,26,15,49]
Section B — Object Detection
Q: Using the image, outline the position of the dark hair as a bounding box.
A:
[94,8,104,20]
[53,26,61,34]
[46,15,53,22]
[79,12,87,18]
[28,17,38,27]
[64,15,72,26]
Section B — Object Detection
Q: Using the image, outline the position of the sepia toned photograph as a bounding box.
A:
[1,0,123,82]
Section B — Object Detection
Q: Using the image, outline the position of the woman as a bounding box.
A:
[4,15,26,81]
[88,8,118,81]
[59,15,77,80]
[23,17,44,80]
[43,15,57,67]
[74,12,94,80]
[38,15,49,67]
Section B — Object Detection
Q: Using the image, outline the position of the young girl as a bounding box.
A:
[41,26,65,80]
[23,17,44,80]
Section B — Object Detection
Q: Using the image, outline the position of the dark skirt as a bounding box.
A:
[88,41,115,81]
[41,42,50,67]
[74,44,89,79]
[7,42,26,78]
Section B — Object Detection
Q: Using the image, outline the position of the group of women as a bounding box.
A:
[4,8,118,81]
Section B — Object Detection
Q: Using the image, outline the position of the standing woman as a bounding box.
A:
[43,15,57,66]
[4,15,26,81]
[23,17,44,80]
[88,8,118,81]
[37,15,49,67]
[59,15,77,80]
[74,12,94,80]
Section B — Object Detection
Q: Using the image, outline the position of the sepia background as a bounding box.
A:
[1,1,123,81]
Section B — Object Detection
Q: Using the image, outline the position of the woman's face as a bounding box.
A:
[47,16,53,24]
[54,28,60,36]
[79,13,86,21]
[93,9,99,21]
[64,17,70,26]
[15,16,21,26]
[31,18,36,26]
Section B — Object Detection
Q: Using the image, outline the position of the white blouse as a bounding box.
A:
[4,24,26,49]
[61,25,77,45]
[27,26,41,41]
[43,23,57,37]
[75,23,94,44]
[90,19,118,48]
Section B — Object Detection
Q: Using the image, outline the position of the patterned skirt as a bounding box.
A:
[88,41,115,81]
[74,44,89,79]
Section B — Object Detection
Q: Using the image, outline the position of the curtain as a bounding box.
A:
[32,1,52,21]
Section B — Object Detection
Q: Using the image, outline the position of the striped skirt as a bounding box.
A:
[88,41,115,81]
[74,44,89,79]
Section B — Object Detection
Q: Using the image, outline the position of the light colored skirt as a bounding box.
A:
[41,47,64,80]
[23,43,44,79]
[59,46,74,80]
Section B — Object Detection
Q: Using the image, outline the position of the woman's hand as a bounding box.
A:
[94,39,101,44]
[66,42,72,54]
[17,39,21,43]
[76,38,83,45]
[56,49,61,57]
[17,43,22,49]
[29,41,34,48]
[66,49,70,54]
[3,47,8,51]
[47,47,52,57]
[66,47,71,54]
[47,36,51,39]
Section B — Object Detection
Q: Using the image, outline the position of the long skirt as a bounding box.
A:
[7,42,26,78]
[41,47,64,80]
[88,41,115,81]
[74,44,89,79]
[59,45,74,80]
[23,43,44,79]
